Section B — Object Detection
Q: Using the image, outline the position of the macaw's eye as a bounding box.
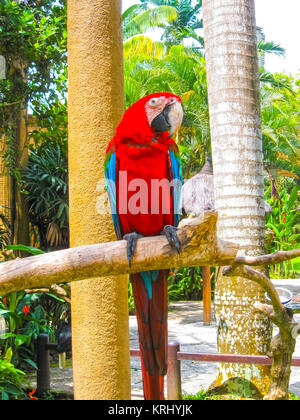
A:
[149,98,158,106]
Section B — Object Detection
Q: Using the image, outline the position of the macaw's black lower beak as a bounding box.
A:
[151,105,172,133]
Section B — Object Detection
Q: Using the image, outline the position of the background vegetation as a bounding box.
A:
[0,0,299,399]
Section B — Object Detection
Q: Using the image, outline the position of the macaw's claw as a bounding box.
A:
[123,232,143,268]
[162,225,181,254]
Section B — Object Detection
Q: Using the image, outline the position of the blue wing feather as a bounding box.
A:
[168,150,183,227]
[104,151,122,239]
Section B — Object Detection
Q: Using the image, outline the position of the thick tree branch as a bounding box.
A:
[253,301,277,324]
[0,212,238,296]
[234,249,300,266]
[0,211,298,300]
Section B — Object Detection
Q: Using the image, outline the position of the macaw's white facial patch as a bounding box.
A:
[168,101,184,138]
[145,96,179,126]
[145,96,168,126]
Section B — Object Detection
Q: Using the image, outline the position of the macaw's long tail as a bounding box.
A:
[131,269,169,400]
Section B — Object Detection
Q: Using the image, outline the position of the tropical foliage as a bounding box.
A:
[261,75,300,191]
[0,244,70,379]
[22,143,69,250]
[265,183,300,277]
[122,2,178,41]
[0,356,26,400]
[0,214,11,259]
[139,0,204,47]
[0,0,67,177]
[0,3,69,390]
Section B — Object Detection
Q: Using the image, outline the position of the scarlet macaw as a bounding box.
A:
[105,93,183,400]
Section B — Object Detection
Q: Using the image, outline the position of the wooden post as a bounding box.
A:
[36,334,50,395]
[167,341,182,400]
[202,266,212,325]
[68,0,131,400]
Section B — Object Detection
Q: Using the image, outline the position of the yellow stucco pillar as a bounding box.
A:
[68,0,131,400]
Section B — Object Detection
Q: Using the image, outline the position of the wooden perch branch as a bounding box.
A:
[234,249,300,266]
[0,212,238,296]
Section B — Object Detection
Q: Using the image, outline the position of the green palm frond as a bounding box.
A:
[261,80,300,180]
[258,41,285,57]
[260,89,284,107]
[262,126,279,145]
[124,76,146,108]
[22,144,69,248]
[124,35,165,59]
[137,0,203,47]
[260,71,295,93]
[123,5,178,40]
[279,134,298,155]
[133,5,178,29]
[122,4,147,22]
[172,26,204,46]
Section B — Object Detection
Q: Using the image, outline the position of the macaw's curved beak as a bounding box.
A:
[151,101,183,139]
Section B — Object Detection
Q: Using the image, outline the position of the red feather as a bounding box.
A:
[132,270,168,400]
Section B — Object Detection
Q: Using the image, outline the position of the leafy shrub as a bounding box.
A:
[128,283,135,316]
[22,145,69,250]
[0,356,26,400]
[168,267,208,301]
[0,245,69,371]
[265,182,300,277]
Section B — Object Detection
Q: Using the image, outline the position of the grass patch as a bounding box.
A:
[183,390,240,400]
[183,389,300,401]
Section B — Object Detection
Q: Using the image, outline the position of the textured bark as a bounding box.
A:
[265,333,296,400]
[68,0,131,400]
[0,213,238,295]
[235,249,300,266]
[203,0,272,395]
[13,105,30,254]
[223,264,299,400]
[203,266,212,325]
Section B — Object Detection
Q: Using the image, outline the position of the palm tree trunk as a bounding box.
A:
[203,0,272,396]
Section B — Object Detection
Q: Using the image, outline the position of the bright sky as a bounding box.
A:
[122,0,300,77]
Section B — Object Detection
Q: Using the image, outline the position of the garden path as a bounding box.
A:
[28,278,300,399]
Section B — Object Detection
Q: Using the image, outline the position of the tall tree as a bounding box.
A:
[0,0,67,248]
[203,0,272,396]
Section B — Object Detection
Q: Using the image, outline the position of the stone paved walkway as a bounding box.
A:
[29,278,300,399]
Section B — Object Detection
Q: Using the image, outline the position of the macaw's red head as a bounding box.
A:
[113,92,183,146]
